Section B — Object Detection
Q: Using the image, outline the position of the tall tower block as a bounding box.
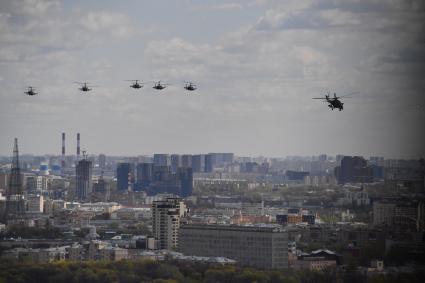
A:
[77,133,80,160]
[4,138,25,221]
[7,138,23,196]
[61,132,66,168]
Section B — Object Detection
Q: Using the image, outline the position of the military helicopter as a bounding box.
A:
[313,91,357,111]
[25,86,38,96]
[126,80,144,89]
[74,82,94,92]
[152,81,169,90]
[184,82,197,91]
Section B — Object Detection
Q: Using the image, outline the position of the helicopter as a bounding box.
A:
[313,91,357,111]
[74,82,94,92]
[152,81,169,90]
[184,82,197,91]
[126,80,144,89]
[25,86,38,96]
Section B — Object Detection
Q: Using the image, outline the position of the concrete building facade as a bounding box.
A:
[179,224,288,269]
[152,198,186,250]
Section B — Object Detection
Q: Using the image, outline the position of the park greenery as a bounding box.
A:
[0,259,424,283]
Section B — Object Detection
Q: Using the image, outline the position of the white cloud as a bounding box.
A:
[80,11,135,38]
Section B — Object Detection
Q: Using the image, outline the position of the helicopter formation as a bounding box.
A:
[24,81,354,111]
[25,80,198,96]
[56,80,195,92]
[25,80,197,97]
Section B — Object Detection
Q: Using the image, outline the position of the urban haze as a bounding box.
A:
[0,1,424,283]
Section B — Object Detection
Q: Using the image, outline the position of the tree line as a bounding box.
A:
[0,259,424,283]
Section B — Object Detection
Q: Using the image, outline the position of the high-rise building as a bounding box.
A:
[204,154,213,173]
[116,163,134,192]
[152,165,171,182]
[98,154,106,169]
[152,198,186,250]
[318,154,327,162]
[191,154,205,173]
[170,154,181,173]
[76,159,93,200]
[76,133,81,161]
[7,138,23,197]
[153,154,170,167]
[92,175,110,202]
[61,133,66,169]
[179,224,288,269]
[136,163,154,190]
[25,175,37,192]
[5,138,25,219]
[207,153,235,168]
[334,156,373,184]
[177,167,193,197]
[222,153,234,164]
[181,155,192,168]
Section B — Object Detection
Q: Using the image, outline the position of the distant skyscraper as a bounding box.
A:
[318,154,327,162]
[153,154,170,167]
[152,197,186,250]
[92,174,110,201]
[4,138,25,219]
[153,165,172,182]
[336,154,344,164]
[76,133,81,161]
[116,163,134,192]
[7,138,23,196]
[177,167,193,197]
[98,154,106,169]
[205,154,213,173]
[93,175,108,193]
[181,154,192,168]
[209,153,234,167]
[170,154,181,173]
[61,133,66,169]
[136,163,154,189]
[75,158,93,200]
[191,154,205,173]
[335,156,373,184]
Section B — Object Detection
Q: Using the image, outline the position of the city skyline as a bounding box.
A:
[0,138,423,160]
[1,0,424,158]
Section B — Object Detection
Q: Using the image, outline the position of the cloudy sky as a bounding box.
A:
[0,0,424,158]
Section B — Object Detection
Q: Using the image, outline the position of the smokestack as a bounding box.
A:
[77,133,80,160]
[61,132,65,168]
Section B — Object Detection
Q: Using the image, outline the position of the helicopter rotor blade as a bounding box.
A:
[73,82,91,85]
[339,91,359,98]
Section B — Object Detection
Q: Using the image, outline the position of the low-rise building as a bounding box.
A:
[179,224,287,269]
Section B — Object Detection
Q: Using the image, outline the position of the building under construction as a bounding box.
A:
[2,138,26,222]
